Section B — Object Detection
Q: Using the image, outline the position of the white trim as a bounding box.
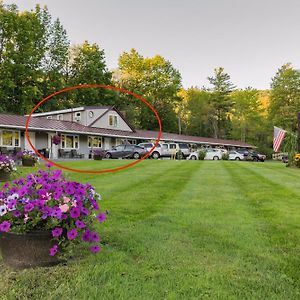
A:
[60,134,80,149]
[0,129,20,147]
[88,136,102,148]
[28,107,84,117]
[108,114,118,127]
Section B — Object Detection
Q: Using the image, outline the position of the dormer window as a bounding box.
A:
[74,112,81,122]
[108,115,118,127]
[57,114,63,121]
[46,116,52,120]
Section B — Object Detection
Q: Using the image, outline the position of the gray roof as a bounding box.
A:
[0,113,254,148]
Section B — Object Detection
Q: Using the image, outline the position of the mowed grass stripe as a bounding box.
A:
[223,162,300,296]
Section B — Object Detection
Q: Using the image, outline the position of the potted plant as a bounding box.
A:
[93,149,106,160]
[18,150,38,167]
[51,134,61,146]
[0,164,107,269]
[0,155,16,182]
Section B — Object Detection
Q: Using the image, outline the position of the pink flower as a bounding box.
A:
[59,204,69,213]
[24,214,29,223]
[63,197,70,203]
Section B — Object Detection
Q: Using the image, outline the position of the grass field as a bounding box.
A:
[1,160,300,299]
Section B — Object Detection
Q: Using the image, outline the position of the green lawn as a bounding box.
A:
[1,160,300,299]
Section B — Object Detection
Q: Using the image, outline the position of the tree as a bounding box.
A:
[114,49,182,132]
[0,3,46,114]
[68,41,112,107]
[207,67,236,138]
[177,88,213,137]
[269,63,300,132]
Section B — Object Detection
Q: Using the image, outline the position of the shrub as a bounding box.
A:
[197,150,206,160]
[222,152,229,160]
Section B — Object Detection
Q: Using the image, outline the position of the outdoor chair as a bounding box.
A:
[70,149,84,159]
[58,149,70,158]
[0,147,9,155]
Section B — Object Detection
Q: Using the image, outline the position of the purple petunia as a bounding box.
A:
[70,207,80,218]
[75,220,85,229]
[90,200,99,211]
[82,229,91,242]
[12,210,21,218]
[24,203,34,213]
[49,244,58,256]
[52,227,63,238]
[90,231,100,242]
[90,245,101,253]
[96,213,106,223]
[67,228,78,240]
[0,221,11,232]
[81,207,89,216]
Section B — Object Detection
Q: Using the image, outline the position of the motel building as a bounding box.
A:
[0,106,253,159]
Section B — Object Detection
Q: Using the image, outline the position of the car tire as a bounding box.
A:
[253,157,258,162]
[235,157,240,161]
[152,151,160,160]
[105,153,111,159]
[190,155,197,160]
[213,156,219,160]
[133,152,140,159]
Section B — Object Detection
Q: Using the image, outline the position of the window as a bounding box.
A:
[61,134,79,149]
[108,115,118,127]
[74,112,81,122]
[57,114,63,121]
[46,116,52,120]
[169,144,177,149]
[89,111,94,118]
[1,130,20,147]
[88,136,102,148]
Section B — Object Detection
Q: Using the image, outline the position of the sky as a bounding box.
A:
[3,0,300,90]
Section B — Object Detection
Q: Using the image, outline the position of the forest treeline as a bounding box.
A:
[1,3,300,155]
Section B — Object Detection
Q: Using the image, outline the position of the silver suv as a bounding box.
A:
[138,142,162,159]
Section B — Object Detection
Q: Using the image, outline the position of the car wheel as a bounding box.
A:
[213,156,219,160]
[105,153,111,159]
[133,152,140,159]
[253,157,258,162]
[152,151,160,159]
[235,157,240,161]
[190,155,197,160]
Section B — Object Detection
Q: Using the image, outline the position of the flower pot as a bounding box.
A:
[22,158,36,167]
[0,231,61,269]
[94,155,103,160]
[0,169,10,182]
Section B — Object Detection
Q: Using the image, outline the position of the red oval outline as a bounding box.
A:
[25,84,162,174]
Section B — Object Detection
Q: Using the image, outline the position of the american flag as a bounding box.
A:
[273,126,286,152]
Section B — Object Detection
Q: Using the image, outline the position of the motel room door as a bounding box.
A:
[24,132,36,151]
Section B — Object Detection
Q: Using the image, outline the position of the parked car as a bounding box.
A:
[187,151,199,160]
[187,148,225,160]
[178,143,191,158]
[228,150,244,161]
[160,143,180,158]
[205,148,225,160]
[105,144,147,159]
[138,142,162,159]
[249,151,266,162]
